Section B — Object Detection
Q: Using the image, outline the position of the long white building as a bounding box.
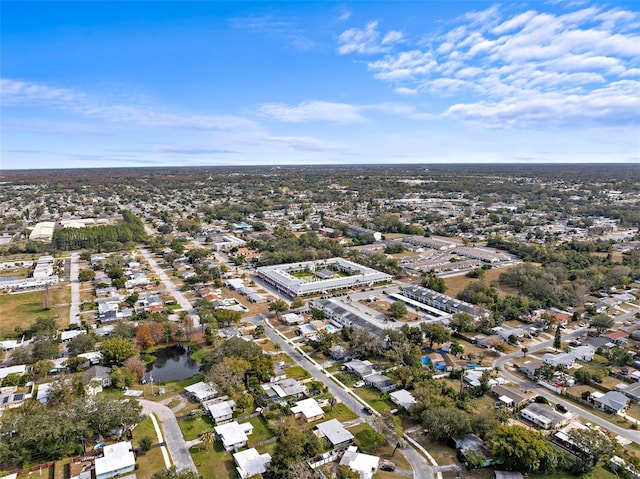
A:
[257,258,391,297]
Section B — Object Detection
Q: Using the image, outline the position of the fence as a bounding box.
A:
[309,451,340,469]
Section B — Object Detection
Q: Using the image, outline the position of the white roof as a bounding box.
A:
[36,383,52,403]
[205,400,235,419]
[233,447,272,479]
[389,389,417,409]
[184,381,217,401]
[94,441,135,476]
[291,398,324,420]
[0,364,27,380]
[340,446,379,479]
[316,419,354,446]
[215,421,253,448]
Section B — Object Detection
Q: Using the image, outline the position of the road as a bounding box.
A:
[493,328,640,444]
[247,314,436,479]
[69,252,80,326]
[138,247,200,327]
[139,399,198,471]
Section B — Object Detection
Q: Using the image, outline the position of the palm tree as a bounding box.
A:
[200,430,215,450]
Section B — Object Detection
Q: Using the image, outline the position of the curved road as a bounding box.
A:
[248,313,436,479]
[139,399,198,471]
[138,248,200,327]
[493,328,640,444]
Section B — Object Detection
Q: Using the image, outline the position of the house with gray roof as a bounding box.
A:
[315,419,354,449]
[594,391,629,414]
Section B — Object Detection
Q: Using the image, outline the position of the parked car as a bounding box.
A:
[353,381,365,388]
[362,406,373,415]
[380,465,395,472]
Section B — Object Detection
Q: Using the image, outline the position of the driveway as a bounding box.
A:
[139,399,198,471]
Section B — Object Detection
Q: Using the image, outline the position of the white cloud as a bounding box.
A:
[258,100,367,123]
[348,4,640,127]
[336,5,352,22]
[338,21,403,55]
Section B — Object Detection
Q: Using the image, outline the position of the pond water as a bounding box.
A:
[144,345,200,383]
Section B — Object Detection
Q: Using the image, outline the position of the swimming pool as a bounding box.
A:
[326,324,338,333]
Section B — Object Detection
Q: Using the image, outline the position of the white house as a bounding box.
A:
[215,421,254,451]
[233,447,272,479]
[291,398,325,423]
[315,419,354,449]
[184,381,218,402]
[203,399,236,425]
[94,441,135,479]
[542,352,575,369]
[570,345,596,362]
[339,446,379,479]
[389,389,417,410]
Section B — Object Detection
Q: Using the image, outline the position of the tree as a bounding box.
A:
[449,313,474,334]
[349,328,381,358]
[553,324,562,350]
[591,314,614,333]
[31,339,60,360]
[78,269,96,282]
[111,366,137,388]
[421,323,451,348]
[123,357,147,381]
[337,465,360,479]
[567,428,615,470]
[291,297,305,309]
[99,337,137,365]
[67,332,97,355]
[204,357,250,395]
[450,340,464,357]
[359,427,386,450]
[422,272,447,293]
[139,435,153,453]
[490,425,553,472]
[269,298,289,318]
[135,323,155,349]
[389,301,408,320]
[236,393,254,412]
[200,430,215,450]
[420,407,470,443]
[521,346,529,357]
[213,308,242,326]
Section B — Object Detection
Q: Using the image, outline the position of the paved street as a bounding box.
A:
[139,399,198,471]
[494,328,640,444]
[138,247,200,327]
[68,252,80,326]
[248,314,436,479]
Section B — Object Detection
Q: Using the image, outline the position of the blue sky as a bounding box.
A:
[1,1,639,169]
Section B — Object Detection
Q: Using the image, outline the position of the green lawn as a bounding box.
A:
[285,365,311,380]
[0,287,70,338]
[247,416,275,446]
[323,403,358,422]
[415,437,460,466]
[350,423,411,471]
[132,415,170,479]
[179,414,216,441]
[191,441,238,479]
[354,387,396,412]
[530,464,618,479]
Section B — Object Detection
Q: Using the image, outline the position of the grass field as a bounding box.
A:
[443,265,519,299]
[354,387,396,412]
[0,286,70,338]
[132,415,170,479]
[350,423,411,471]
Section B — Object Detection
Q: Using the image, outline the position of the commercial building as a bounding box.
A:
[402,285,487,319]
[257,258,391,297]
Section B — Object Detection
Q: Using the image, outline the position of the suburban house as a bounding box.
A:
[94,441,136,479]
[364,374,396,393]
[0,365,27,382]
[617,382,640,402]
[83,366,112,392]
[518,360,545,380]
[454,434,495,468]
[185,381,218,402]
[389,389,417,410]
[491,385,530,409]
[315,419,355,450]
[520,403,567,429]
[339,445,380,479]
[233,448,272,479]
[291,398,325,423]
[542,352,575,369]
[593,391,629,414]
[602,330,629,344]
[570,345,596,361]
[344,359,374,378]
[281,312,305,325]
[214,421,254,451]
[203,399,236,425]
[426,353,446,370]
[261,378,307,400]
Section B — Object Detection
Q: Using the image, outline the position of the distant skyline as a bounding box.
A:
[1,1,639,170]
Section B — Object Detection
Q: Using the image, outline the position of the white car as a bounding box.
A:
[353,381,365,388]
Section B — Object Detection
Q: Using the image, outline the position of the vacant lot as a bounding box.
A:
[443,264,519,298]
[0,286,70,338]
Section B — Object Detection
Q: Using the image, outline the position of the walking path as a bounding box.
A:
[147,413,172,469]
[68,252,80,326]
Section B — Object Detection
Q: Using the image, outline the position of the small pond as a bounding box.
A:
[144,345,200,383]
